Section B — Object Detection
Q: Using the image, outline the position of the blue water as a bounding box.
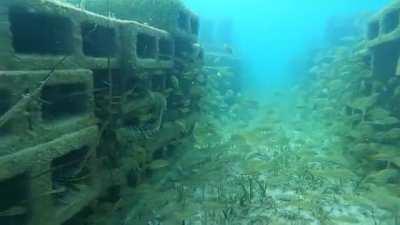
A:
[185,0,389,95]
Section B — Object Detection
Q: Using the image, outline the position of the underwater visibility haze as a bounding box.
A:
[1,0,400,225]
[186,0,390,92]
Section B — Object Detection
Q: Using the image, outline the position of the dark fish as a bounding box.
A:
[0,206,27,217]
[149,160,170,170]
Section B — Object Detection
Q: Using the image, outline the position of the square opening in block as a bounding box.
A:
[123,76,137,92]
[174,38,193,58]
[41,83,88,121]
[178,11,189,31]
[159,38,173,60]
[51,146,91,205]
[0,173,30,225]
[151,75,166,92]
[383,10,399,34]
[137,33,157,59]
[368,21,380,40]
[81,23,118,57]
[372,40,400,80]
[0,89,12,137]
[191,17,199,35]
[93,69,124,96]
[61,206,93,225]
[99,185,121,203]
[9,6,74,55]
[92,69,124,119]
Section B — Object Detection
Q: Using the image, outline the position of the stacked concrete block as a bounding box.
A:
[0,0,122,71]
[0,1,102,221]
[0,0,200,224]
[72,0,200,41]
[0,69,95,155]
[64,0,202,63]
[127,0,199,41]
[366,1,400,79]
[0,1,103,225]
[121,20,175,70]
[0,126,98,225]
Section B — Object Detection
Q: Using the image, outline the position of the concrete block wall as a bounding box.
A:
[0,0,176,71]
[366,1,400,79]
[0,126,99,225]
[60,0,202,64]
[0,69,95,156]
[69,0,200,41]
[0,0,120,71]
[121,20,175,70]
[0,0,201,225]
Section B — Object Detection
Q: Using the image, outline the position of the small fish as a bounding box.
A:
[295,105,306,109]
[364,169,398,184]
[240,100,259,109]
[170,76,180,89]
[44,186,67,196]
[0,206,27,217]
[102,81,111,87]
[179,108,190,113]
[149,160,170,170]
[333,215,360,224]
[213,57,221,64]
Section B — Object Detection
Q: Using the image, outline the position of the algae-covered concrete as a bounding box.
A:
[366,1,400,78]
[0,0,203,224]
[63,0,199,40]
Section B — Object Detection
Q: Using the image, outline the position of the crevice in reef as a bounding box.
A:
[51,146,91,206]
[177,11,189,31]
[190,17,199,35]
[383,10,399,34]
[136,33,157,59]
[81,23,118,57]
[371,40,400,80]
[0,89,12,136]
[0,173,30,225]
[159,38,174,60]
[41,83,89,121]
[368,21,380,40]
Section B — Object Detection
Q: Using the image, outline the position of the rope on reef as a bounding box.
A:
[0,55,69,129]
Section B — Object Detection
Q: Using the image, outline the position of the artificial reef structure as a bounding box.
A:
[0,0,204,225]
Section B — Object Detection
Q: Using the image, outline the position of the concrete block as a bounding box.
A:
[367,2,400,78]
[0,69,95,156]
[0,172,30,225]
[0,0,123,70]
[120,21,174,70]
[0,126,99,225]
[366,1,400,47]
[75,0,199,41]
